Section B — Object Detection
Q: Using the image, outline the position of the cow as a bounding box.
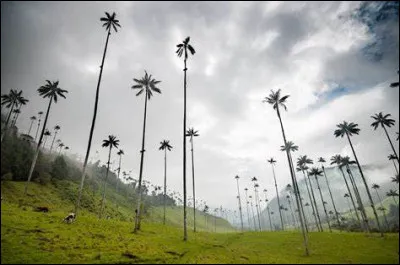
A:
[63,212,76,224]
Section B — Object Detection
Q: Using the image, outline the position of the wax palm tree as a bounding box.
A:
[159,140,173,225]
[186,128,199,232]
[244,187,252,230]
[234,175,244,231]
[11,109,21,127]
[25,80,67,194]
[116,149,124,193]
[371,184,389,230]
[35,111,43,142]
[50,125,61,153]
[334,121,383,236]
[371,112,398,163]
[331,155,361,225]
[297,156,321,231]
[176,36,195,241]
[248,195,257,230]
[27,116,37,136]
[392,174,399,184]
[75,12,121,216]
[342,155,370,232]
[263,189,273,231]
[98,135,119,218]
[286,194,296,228]
[1,89,22,142]
[388,154,399,175]
[343,193,355,219]
[131,71,161,232]
[42,129,51,149]
[252,179,262,231]
[267,158,284,230]
[386,189,399,205]
[58,142,65,156]
[318,157,341,227]
[309,167,332,232]
[11,94,29,128]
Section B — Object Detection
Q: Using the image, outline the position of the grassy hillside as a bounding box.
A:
[1,200,399,264]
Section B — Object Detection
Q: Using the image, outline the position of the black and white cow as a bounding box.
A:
[63,212,76,223]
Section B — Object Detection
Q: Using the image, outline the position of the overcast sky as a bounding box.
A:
[1,1,399,213]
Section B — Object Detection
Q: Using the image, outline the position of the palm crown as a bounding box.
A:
[371,184,380,189]
[263,89,290,111]
[318,157,326,163]
[251,177,258,182]
[54,125,60,131]
[309,167,323,177]
[267,158,277,165]
[30,116,37,121]
[339,156,356,168]
[334,121,360,138]
[44,130,51,137]
[370,112,395,130]
[280,141,298,152]
[100,12,121,32]
[186,128,199,138]
[388,154,398,161]
[159,140,173,151]
[330,154,342,165]
[176,37,196,60]
[117,149,124,156]
[102,135,120,149]
[38,80,68,102]
[297,155,313,167]
[132,71,161,100]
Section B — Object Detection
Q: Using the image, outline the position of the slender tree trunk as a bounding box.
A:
[75,28,112,217]
[339,167,362,226]
[116,154,122,193]
[99,145,112,219]
[190,137,197,232]
[375,189,389,230]
[245,189,251,230]
[392,196,398,206]
[383,126,399,164]
[235,178,244,231]
[163,149,167,225]
[392,160,399,175]
[346,166,369,233]
[267,206,273,231]
[287,197,296,228]
[134,93,149,232]
[25,97,53,195]
[315,176,332,232]
[306,171,323,231]
[12,105,22,127]
[27,119,35,136]
[321,165,341,228]
[302,170,318,231]
[276,107,309,255]
[250,200,257,230]
[1,100,16,142]
[271,163,284,230]
[50,130,58,153]
[345,197,354,220]
[254,187,262,231]
[346,133,383,237]
[43,136,48,149]
[35,117,41,143]
[182,56,188,241]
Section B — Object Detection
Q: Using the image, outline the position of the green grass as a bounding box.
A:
[1,181,399,264]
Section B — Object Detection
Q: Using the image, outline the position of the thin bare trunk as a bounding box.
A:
[50,130,58,153]
[163,149,167,225]
[315,176,332,232]
[321,165,341,228]
[375,189,389,230]
[383,126,399,164]
[339,167,362,226]
[190,137,197,232]
[99,145,112,219]
[302,170,318,231]
[75,28,112,217]
[271,163,284,230]
[306,171,323,231]
[183,56,188,241]
[1,100,16,142]
[134,93,148,232]
[27,119,34,136]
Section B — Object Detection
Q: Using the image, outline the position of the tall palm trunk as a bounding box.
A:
[315,175,332,232]
[306,171,323,231]
[43,136,48,149]
[321,166,341,228]
[301,170,318,231]
[250,199,257,230]
[271,163,284,230]
[346,166,369,232]
[75,27,112,216]
[35,117,41,143]
[391,160,399,175]
[134,92,148,233]
[339,167,362,225]
[116,155,122,193]
[374,189,389,230]
[288,153,308,232]
[254,187,262,231]
[50,130,58,153]
[182,54,188,241]
[99,145,112,219]
[235,178,244,231]
[345,196,354,220]
[267,205,273,231]
[163,148,167,225]
[391,196,398,206]
[345,133,383,237]
[12,105,22,127]
[1,100,16,142]
[25,97,53,195]
[244,189,251,230]
[190,136,197,232]
[287,197,296,228]
[383,126,399,164]
[27,119,35,136]
[276,107,309,255]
